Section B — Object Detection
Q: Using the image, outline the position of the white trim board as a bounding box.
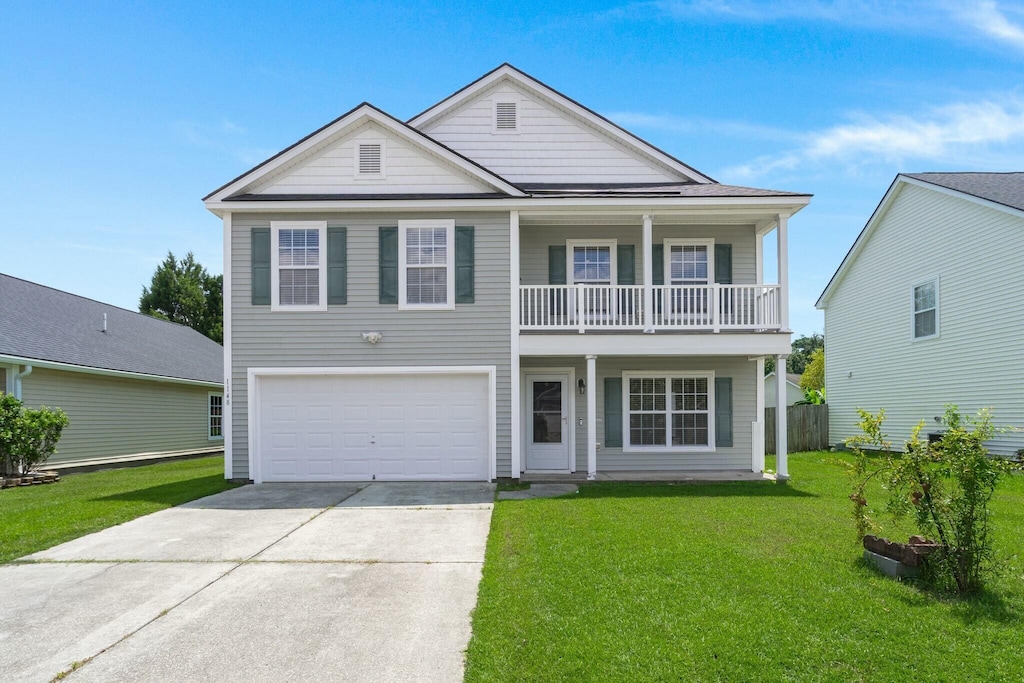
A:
[222,212,233,479]
[246,365,498,484]
[0,354,221,388]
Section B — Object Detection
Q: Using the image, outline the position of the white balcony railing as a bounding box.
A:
[519,284,782,332]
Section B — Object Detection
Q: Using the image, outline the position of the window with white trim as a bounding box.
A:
[913,280,938,340]
[355,139,385,178]
[208,393,223,440]
[664,239,714,320]
[399,219,455,309]
[624,372,714,450]
[271,221,327,311]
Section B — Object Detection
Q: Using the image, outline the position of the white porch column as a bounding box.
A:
[775,354,789,480]
[586,354,597,480]
[642,214,654,332]
[753,356,766,472]
[510,210,522,479]
[222,212,233,480]
[777,213,790,331]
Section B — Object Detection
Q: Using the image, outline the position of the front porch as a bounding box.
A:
[517,470,776,483]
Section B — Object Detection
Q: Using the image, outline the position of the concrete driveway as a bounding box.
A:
[0,482,495,683]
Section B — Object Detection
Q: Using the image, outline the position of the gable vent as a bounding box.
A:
[495,102,517,131]
[358,143,382,175]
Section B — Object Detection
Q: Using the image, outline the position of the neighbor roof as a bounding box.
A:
[0,273,222,384]
[904,172,1024,214]
[816,172,1024,309]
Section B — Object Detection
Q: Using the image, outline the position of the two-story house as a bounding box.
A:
[204,65,810,483]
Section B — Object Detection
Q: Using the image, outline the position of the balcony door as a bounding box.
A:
[568,240,617,324]
[665,239,714,324]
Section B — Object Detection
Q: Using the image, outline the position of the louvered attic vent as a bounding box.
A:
[358,143,382,175]
[495,102,517,131]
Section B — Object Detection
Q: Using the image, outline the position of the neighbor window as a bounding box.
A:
[623,373,714,450]
[209,393,223,440]
[399,219,455,309]
[271,221,327,311]
[913,280,938,340]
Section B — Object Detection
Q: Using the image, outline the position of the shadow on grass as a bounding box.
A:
[852,556,1021,625]
[93,475,231,506]
[575,480,817,499]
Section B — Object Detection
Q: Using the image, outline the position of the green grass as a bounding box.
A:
[0,456,239,563]
[466,452,1024,682]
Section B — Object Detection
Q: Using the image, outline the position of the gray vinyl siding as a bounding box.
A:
[523,356,757,471]
[824,183,1024,456]
[519,223,757,285]
[20,368,217,464]
[230,212,512,480]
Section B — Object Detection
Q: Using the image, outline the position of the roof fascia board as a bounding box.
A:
[205,195,811,213]
[205,104,524,202]
[407,64,715,185]
[0,354,222,388]
[903,175,1024,221]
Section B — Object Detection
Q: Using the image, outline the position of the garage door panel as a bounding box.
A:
[258,373,489,482]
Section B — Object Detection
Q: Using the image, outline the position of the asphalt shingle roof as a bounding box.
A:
[905,172,1024,213]
[0,273,222,384]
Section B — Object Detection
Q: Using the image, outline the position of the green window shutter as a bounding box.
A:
[715,377,733,448]
[455,226,475,304]
[379,226,398,304]
[604,377,623,448]
[652,243,664,285]
[326,227,347,305]
[251,227,270,306]
[617,245,635,285]
[548,245,567,284]
[714,244,733,284]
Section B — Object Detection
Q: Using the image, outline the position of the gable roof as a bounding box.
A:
[816,172,1024,309]
[0,273,222,385]
[407,63,715,185]
[204,102,526,203]
[765,371,803,388]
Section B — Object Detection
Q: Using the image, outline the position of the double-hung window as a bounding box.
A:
[623,372,714,451]
[913,279,939,340]
[399,219,455,310]
[568,239,617,321]
[208,393,223,440]
[664,239,714,323]
[271,221,327,311]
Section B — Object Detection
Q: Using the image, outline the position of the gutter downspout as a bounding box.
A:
[14,365,33,400]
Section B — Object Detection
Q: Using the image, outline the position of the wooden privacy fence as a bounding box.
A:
[765,404,829,454]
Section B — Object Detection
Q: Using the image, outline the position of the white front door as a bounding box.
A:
[525,373,571,471]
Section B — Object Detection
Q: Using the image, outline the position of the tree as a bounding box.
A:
[788,333,824,375]
[140,252,223,343]
[801,348,825,391]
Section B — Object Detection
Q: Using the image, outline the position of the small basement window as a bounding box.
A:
[355,140,385,178]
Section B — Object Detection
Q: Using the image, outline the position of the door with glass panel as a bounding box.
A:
[667,243,711,325]
[571,244,614,324]
[525,374,571,471]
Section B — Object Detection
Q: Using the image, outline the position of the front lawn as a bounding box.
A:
[466,452,1024,681]
[1,456,238,563]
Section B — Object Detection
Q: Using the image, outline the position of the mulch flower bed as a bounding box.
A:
[0,471,60,489]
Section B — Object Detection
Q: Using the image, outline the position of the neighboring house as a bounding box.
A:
[765,373,804,408]
[0,274,224,467]
[204,64,810,483]
[817,172,1024,455]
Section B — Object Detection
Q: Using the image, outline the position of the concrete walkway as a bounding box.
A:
[0,482,495,683]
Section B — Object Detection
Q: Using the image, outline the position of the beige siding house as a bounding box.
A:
[205,64,810,483]
[0,274,224,467]
[817,173,1024,456]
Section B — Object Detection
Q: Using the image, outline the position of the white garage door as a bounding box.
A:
[257,372,490,482]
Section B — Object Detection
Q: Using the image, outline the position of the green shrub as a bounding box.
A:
[0,394,69,475]
[846,405,1022,594]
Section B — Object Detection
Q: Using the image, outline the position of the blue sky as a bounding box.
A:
[3,1,1023,337]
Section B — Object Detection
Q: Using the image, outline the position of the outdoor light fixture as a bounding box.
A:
[361,332,383,345]
[577,378,586,395]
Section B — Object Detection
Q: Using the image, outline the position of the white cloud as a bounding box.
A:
[722,97,1024,179]
[611,1,1024,52]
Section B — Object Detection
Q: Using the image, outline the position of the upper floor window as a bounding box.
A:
[913,279,938,340]
[271,221,327,311]
[398,219,455,310]
[355,140,385,178]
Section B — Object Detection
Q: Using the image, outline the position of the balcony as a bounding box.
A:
[519,284,782,333]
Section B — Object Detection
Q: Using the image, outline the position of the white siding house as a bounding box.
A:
[817,173,1024,456]
[206,64,810,483]
[765,373,804,408]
